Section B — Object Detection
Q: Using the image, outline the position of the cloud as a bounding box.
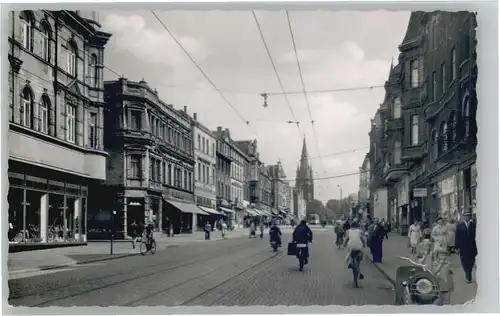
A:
[344,41,365,60]
[103,13,209,68]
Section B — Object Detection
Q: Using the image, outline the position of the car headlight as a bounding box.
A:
[415,278,434,295]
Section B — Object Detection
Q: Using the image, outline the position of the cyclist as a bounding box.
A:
[144,221,154,250]
[344,220,366,280]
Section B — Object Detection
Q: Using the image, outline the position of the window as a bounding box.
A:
[20,11,33,51]
[197,162,201,181]
[197,135,201,149]
[394,141,401,164]
[41,22,50,61]
[66,104,76,143]
[39,96,49,133]
[202,137,205,153]
[129,155,141,179]
[89,54,98,87]
[431,130,438,160]
[463,97,471,139]
[410,60,419,88]
[411,115,419,145]
[439,121,448,154]
[448,112,457,145]
[130,111,141,130]
[432,71,437,101]
[205,139,209,154]
[451,48,457,81]
[202,165,206,184]
[162,162,166,184]
[20,87,33,128]
[167,164,172,185]
[441,63,446,94]
[393,97,401,119]
[183,170,188,189]
[88,112,98,148]
[67,43,77,76]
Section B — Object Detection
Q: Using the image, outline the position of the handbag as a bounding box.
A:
[287,242,297,256]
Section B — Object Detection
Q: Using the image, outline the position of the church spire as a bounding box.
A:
[389,57,394,76]
[301,136,308,161]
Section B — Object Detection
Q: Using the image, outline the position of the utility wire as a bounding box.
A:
[281,170,361,182]
[252,10,302,142]
[308,146,369,160]
[286,10,324,180]
[151,10,261,141]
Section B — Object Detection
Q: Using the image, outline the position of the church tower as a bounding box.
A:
[295,137,314,202]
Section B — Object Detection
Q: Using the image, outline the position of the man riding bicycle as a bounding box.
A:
[334,222,344,245]
[343,220,366,281]
[144,222,154,250]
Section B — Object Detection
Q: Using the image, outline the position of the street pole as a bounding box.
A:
[110,210,116,255]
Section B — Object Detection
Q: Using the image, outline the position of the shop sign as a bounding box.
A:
[164,188,194,201]
[413,188,427,198]
[129,201,142,206]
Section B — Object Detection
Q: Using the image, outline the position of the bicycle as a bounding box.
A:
[140,234,157,255]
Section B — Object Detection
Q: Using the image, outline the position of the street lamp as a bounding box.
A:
[110,210,116,255]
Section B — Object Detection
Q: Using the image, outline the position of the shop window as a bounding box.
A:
[81,197,87,238]
[25,190,43,243]
[48,193,64,242]
[8,187,24,242]
[65,196,78,242]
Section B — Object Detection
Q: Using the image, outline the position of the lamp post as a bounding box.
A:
[110,210,116,255]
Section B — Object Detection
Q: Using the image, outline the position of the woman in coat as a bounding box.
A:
[408,220,422,254]
[445,219,457,254]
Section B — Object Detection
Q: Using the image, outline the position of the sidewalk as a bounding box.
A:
[8,228,249,275]
[361,235,477,305]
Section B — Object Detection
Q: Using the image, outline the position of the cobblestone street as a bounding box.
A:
[9,229,394,307]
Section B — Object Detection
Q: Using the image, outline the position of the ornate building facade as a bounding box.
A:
[7,10,111,249]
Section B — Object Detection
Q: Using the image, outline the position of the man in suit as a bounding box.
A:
[455,210,477,283]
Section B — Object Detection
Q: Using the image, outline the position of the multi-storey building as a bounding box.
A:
[7,10,111,249]
[235,139,268,218]
[101,78,200,239]
[367,11,477,234]
[191,112,217,214]
[293,188,307,221]
[229,138,248,225]
[259,165,273,216]
[213,127,234,218]
[268,161,290,219]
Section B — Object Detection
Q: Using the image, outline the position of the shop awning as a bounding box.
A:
[219,207,235,214]
[197,206,225,216]
[245,208,259,216]
[167,200,210,215]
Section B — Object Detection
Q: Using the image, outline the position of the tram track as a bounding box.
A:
[9,238,252,305]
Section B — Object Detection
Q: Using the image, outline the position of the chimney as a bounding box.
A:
[193,112,198,121]
[183,105,187,113]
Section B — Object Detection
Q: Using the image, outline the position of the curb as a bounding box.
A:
[361,249,396,286]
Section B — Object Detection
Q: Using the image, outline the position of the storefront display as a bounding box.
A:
[437,174,458,221]
[8,171,87,244]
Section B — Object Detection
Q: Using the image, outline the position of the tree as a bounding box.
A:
[306,199,336,221]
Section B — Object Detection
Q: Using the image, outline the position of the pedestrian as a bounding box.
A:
[367,220,376,257]
[259,221,265,239]
[221,220,228,239]
[431,217,448,255]
[204,221,212,240]
[371,219,385,263]
[408,220,422,254]
[129,220,139,249]
[446,218,457,254]
[382,219,389,239]
[249,221,256,238]
[455,211,477,283]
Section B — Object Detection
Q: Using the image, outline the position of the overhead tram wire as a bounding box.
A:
[281,170,362,182]
[252,10,302,143]
[151,10,262,142]
[308,146,370,160]
[285,10,325,178]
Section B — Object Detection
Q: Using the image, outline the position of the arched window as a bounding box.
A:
[20,86,34,128]
[67,40,78,77]
[40,21,52,62]
[439,121,448,154]
[431,129,438,160]
[20,11,34,51]
[39,95,50,134]
[448,111,457,146]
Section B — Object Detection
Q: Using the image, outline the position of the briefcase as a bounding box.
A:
[287,242,297,256]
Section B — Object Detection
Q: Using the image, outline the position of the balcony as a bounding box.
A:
[401,142,427,163]
[386,118,403,131]
[439,137,477,163]
[384,162,409,184]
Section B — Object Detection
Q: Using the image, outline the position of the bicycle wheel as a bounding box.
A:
[352,255,360,287]
[140,241,148,256]
[150,240,156,254]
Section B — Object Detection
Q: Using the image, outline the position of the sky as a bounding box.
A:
[99,10,411,204]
